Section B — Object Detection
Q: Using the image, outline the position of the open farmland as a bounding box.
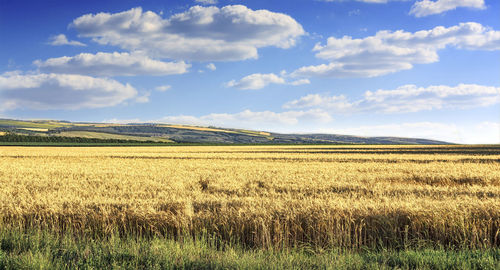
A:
[0,145,498,253]
[0,119,450,145]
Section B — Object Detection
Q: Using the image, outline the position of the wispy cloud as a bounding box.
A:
[135,92,150,103]
[157,109,332,130]
[289,79,310,86]
[226,73,310,90]
[103,108,332,131]
[48,34,86,46]
[206,63,216,71]
[34,52,190,77]
[283,84,500,113]
[155,85,171,92]
[410,0,485,17]
[195,0,217,5]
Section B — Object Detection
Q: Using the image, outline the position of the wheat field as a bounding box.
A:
[0,145,498,249]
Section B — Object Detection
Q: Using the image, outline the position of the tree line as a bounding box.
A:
[0,132,158,144]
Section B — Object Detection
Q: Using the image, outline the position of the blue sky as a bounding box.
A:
[0,0,499,143]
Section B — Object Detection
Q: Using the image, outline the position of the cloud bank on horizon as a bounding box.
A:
[0,0,498,144]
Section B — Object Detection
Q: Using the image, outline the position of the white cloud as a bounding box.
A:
[34,52,190,77]
[0,72,137,110]
[226,73,285,90]
[289,79,311,86]
[71,6,305,61]
[195,0,217,4]
[157,109,332,130]
[284,94,354,110]
[292,22,500,78]
[103,118,141,124]
[410,0,485,17]
[48,34,86,46]
[316,121,500,144]
[155,85,171,92]
[283,84,500,113]
[226,73,310,90]
[135,92,150,103]
[206,63,216,71]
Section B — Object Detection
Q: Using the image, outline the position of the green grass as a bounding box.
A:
[0,229,498,270]
[0,120,65,129]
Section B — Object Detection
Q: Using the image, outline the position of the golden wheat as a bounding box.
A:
[0,145,498,249]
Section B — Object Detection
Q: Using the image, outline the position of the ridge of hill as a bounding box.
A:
[0,119,451,145]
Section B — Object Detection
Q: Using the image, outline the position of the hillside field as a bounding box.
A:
[0,145,499,268]
[0,119,450,145]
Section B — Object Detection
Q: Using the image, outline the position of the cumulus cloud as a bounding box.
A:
[71,6,305,61]
[316,121,500,144]
[410,0,485,17]
[226,73,284,90]
[206,63,216,71]
[34,52,190,77]
[157,109,332,129]
[283,84,500,113]
[0,72,137,110]
[292,22,500,78]
[155,85,171,92]
[226,73,310,90]
[48,34,86,46]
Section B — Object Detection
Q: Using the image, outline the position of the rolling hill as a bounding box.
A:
[0,119,451,145]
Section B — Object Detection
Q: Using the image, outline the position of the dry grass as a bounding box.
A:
[18,128,49,132]
[0,120,64,129]
[0,145,498,249]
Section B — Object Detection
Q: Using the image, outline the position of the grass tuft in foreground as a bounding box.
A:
[0,229,498,270]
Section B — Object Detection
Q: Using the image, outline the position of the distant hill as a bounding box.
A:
[0,119,451,145]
